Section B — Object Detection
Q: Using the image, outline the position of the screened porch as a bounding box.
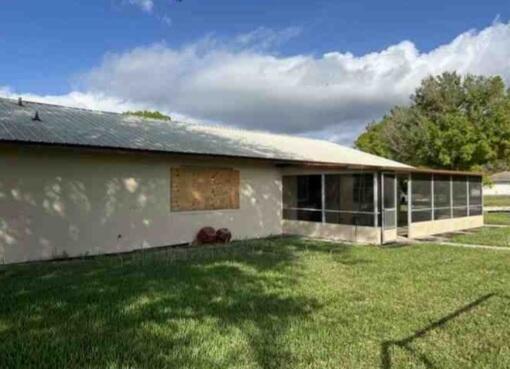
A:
[281,170,483,244]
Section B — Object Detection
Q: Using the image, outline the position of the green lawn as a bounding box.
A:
[485,211,510,225]
[484,195,510,207]
[450,226,510,247]
[1,238,510,369]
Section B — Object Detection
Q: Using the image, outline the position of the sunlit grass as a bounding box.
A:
[485,211,510,225]
[484,195,510,207]
[450,227,510,247]
[1,237,509,369]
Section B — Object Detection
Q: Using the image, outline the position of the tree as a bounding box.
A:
[124,110,172,121]
[355,72,510,171]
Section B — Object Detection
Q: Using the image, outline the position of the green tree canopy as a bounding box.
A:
[124,110,172,121]
[355,72,510,171]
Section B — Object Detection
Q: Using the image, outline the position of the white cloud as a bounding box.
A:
[126,0,154,13]
[4,22,510,145]
[0,87,203,124]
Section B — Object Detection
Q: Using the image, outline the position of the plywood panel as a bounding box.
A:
[171,167,240,211]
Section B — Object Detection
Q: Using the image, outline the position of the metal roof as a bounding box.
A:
[0,97,413,169]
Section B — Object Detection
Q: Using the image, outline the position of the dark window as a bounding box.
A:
[283,175,322,222]
[283,175,322,210]
[434,175,451,220]
[411,174,432,222]
[324,173,375,227]
[354,174,374,212]
[297,175,322,209]
[325,174,373,212]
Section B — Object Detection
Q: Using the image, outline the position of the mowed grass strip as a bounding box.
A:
[450,226,510,247]
[485,211,510,225]
[484,195,510,207]
[1,237,509,369]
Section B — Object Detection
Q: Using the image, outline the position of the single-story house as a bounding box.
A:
[0,97,483,264]
[484,171,510,196]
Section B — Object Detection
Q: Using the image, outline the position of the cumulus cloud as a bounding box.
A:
[3,22,510,144]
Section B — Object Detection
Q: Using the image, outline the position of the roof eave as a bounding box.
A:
[0,140,482,176]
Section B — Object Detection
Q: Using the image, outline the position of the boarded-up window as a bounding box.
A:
[171,167,240,211]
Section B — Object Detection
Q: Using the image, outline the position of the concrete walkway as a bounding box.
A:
[485,206,510,212]
[434,241,510,251]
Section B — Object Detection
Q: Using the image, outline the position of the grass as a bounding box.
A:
[449,227,510,247]
[485,211,510,225]
[484,195,510,207]
[1,237,510,369]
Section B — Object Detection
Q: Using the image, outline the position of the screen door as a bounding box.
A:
[381,173,398,243]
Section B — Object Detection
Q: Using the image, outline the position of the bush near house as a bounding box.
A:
[1,237,509,369]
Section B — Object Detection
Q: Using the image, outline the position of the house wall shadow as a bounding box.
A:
[0,145,283,264]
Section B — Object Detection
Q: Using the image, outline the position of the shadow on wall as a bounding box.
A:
[0,239,333,369]
[0,147,282,264]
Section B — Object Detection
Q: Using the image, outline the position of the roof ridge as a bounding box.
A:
[189,120,342,146]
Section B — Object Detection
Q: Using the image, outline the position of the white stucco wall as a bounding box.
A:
[0,146,282,264]
[484,183,510,196]
[408,215,484,239]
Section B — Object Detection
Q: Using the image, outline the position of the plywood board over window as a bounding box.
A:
[171,167,240,211]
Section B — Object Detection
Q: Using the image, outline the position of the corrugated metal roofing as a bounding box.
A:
[0,97,412,169]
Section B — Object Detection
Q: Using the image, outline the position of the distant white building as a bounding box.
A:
[484,172,510,195]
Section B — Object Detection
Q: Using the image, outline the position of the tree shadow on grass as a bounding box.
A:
[380,293,510,369]
[0,238,351,369]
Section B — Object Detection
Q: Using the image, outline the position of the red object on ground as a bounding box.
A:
[196,227,217,244]
[216,228,232,243]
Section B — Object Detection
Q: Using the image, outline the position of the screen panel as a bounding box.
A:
[452,175,468,218]
[283,175,322,222]
[325,174,374,212]
[411,174,432,223]
[434,175,451,220]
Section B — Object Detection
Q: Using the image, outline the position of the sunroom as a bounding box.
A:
[281,168,483,244]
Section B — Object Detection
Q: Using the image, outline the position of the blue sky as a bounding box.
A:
[1,0,509,143]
